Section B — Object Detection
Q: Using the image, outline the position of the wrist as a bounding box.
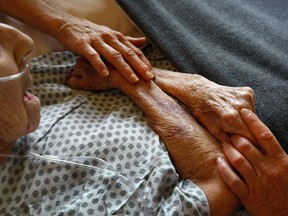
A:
[43,13,76,40]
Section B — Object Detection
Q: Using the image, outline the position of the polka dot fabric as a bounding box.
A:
[0,49,209,215]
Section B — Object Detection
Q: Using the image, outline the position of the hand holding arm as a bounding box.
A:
[67,64,256,143]
[56,18,154,83]
[67,57,240,216]
[217,109,288,216]
[153,69,256,143]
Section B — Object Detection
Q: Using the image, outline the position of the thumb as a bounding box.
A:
[66,76,88,90]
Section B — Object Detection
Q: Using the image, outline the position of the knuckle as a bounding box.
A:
[260,131,274,141]
[87,52,100,59]
[109,51,122,60]
[262,167,280,182]
[75,38,87,46]
[134,48,144,56]
[237,141,252,153]
[123,48,136,58]
[228,178,241,188]
[115,31,125,38]
[223,110,238,119]
[101,31,115,40]
[222,110,239,126]
[244,86,254,94]
[242,87,255,99]
[231,155,245,167]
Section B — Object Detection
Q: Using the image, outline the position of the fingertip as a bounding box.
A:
[100,69,109,77]
[216,157,225,165]
[127,36,147,44]
[130,74,139,83]
[145,71,155,79]
[216,157,228,175]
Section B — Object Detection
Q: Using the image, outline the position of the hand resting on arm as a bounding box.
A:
[68,59,256,144]
[0,0,154,83]
[67,57,263,215]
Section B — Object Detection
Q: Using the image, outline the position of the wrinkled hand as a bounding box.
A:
[67,57,116,91]
[154,71,256,143]
[217,109,288,216]
[56,17,154,83]
[68,63,256,144]
[191,78,256,143]
[153,70,256,143]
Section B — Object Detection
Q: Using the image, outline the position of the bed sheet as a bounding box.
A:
[117,0,288,151]
[0,50,210,216]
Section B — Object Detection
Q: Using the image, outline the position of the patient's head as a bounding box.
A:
[0,23,41,161]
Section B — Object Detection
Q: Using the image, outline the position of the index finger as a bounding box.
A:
[222,111,257,144]
[81,43,109,77]
[122,39,154,79]
[107,35,154,81]
[240,109,283,156]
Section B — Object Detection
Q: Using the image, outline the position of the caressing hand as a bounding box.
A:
[57,17,154,83]
[217,109,288,216]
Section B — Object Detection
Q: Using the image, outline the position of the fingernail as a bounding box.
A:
[130,74,139,82]
[102,69,109,76]
[241,108,252,118]
[145,71,154,79]
[216,157,224,164]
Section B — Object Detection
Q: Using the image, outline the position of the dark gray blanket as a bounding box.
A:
[117,0,288,151]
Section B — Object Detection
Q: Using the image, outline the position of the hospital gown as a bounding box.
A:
[0,51,209,216]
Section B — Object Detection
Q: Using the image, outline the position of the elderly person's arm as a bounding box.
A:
[151,69,256,144]
[0,0,154,83]
[69,59,256,144]
[217,109,288,216]
[113,71,242,216]
[68,58,243,215]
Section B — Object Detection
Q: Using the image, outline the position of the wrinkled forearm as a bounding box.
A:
[0,0,74,39]
[153,68,218,103]
[67,60,241,215]
[108,69,240,215]
[153,68,256,143]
